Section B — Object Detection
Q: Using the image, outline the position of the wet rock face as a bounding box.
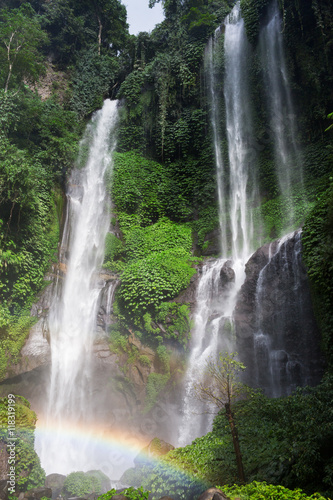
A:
[234,232,324,396]
[219,260,235,289]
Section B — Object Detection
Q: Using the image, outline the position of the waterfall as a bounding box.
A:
[36,99,118,475]
[205,31,227,257]
[177,259,236,446]
[252,230,321,396]
[259,1,303,224]
[178,2,258,446]
[224,2,258,262]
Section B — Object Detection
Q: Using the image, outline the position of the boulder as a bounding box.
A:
[22,487,52,499]
[173,267,201,310]
[0,480,7,500]
[134,437,175,467]
[45,474,66,499]
[219,260,235,288]
[197,488,230,500]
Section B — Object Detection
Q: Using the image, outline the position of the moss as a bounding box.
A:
[0,312,38,381]
[138,355,152,367]
[144,373,169,413]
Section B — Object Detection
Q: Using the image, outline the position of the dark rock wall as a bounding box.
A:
[235,231,324,396]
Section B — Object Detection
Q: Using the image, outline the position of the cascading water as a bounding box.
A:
[177,259,237,446]
[178,2,258,446]
[205,31,227,257]
[259,1,303,224]
[36,99,118,475]
[224,2,258,263]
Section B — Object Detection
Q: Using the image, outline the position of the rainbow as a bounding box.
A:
[33,417,205,490]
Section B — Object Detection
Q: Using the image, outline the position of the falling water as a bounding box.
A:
[224,2,257,262]
[36,99,118,474]
[178,259,236,446]
[205,30,227,257]
[104,280,119,330]
[259,1,303,222]
[178,2,258,446]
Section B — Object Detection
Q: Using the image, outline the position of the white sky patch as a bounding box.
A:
[122,0,165,35]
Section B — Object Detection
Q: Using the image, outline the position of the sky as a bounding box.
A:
[122,0,165,35]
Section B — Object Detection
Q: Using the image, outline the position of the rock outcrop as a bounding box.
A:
[197,488,230,500]
[234,231,324,395]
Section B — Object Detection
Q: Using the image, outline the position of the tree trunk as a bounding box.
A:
[97,15,102,56]
[5,61,13,93]
[225,402,246,483]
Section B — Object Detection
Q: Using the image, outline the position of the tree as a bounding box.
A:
[0,3,48,92]
[195,351,246,483]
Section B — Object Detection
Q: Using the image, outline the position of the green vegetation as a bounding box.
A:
[0,0,131,378]
[138,377,333,499]
[0,1,333,499]
[0,396,45,493]
[144,372,169,412]
[0,4,48,92]
[63,471,102,497]
[97,486,149,500]
[221,481,329,500]
[303,181,333,370]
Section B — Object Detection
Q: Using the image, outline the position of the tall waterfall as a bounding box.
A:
[37,99,118,475]
[259,1,303,224]
[178,2,258,446]
[224,2,258,262]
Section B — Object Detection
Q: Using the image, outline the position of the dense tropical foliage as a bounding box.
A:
[0,0,333,498]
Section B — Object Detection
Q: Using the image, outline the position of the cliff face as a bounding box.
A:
[234,231,324,395]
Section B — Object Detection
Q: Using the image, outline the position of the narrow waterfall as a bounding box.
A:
[259,1,303,224]
[205,31,227,257]
[178,2,258,446]
[36,99,118,475]
[224,2,258,263]
[252,230,322,396]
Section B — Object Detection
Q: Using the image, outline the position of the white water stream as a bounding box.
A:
[178,2,257,446]
[259,1,303,221]
[36,99,118,475]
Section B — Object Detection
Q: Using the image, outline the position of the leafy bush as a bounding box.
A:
[63,471,101,497]
[302,181,333,368]
[139,461,208,500]
[104,232,124,264]
[111,151,193,224]
[123,218,193,261]
[119,249,196,317]
[221,481,329,500]
[156,302,193,345]
[0,396,45,493]
[97,486,149,500]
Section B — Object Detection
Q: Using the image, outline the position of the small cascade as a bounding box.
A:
[252,230,321,396]
[104,279,119,330]
[259,1,303,222]
[177,259,236,446]
[106,280,117,318]
[36,99,118,475]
